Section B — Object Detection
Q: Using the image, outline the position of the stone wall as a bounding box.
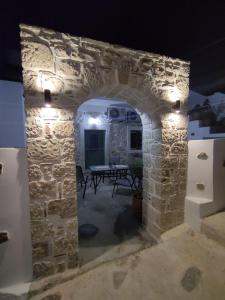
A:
[20,23,189,280]
[109,122,128,164]
[26,108,78,279]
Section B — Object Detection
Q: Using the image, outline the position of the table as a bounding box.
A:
[89,164,129,194]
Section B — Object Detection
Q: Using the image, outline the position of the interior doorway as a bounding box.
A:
[84,129,105,169]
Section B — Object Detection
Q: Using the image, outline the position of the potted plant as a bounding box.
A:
[129,159,143,221]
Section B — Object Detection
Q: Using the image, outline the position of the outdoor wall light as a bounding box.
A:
[88,117,101,126]
[44,89,52,107]
[172,100,181,113]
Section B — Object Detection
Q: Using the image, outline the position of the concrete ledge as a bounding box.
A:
[201,212,225,248]
[0,282,30,300]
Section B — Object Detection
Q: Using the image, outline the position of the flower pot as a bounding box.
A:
[132,191,142,221]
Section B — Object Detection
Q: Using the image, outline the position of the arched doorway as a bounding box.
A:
[75,97,144,265]
[20,24,189,280]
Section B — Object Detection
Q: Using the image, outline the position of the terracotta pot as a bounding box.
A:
[132,191,142,221]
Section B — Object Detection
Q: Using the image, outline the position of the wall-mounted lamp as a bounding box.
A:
[172,100,181,114]
[88,117,101,126]
[44,89,52,108]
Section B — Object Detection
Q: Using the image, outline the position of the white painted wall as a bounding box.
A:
[0,81,32,288]
[185,139,225,231]
[0,149,32,288]
[0,80,26,148]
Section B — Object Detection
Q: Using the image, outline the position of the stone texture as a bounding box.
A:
[29,180,56,200]
[47,198,76,218]
[27,139,60,163]
[20,23,189,281]
[53,121,74,139]
[181,266,202,292]
[60,139,75,162]
[33,241,49,262]
[21,42,54,71]
[33,261,55,279]
[29,164,42,181]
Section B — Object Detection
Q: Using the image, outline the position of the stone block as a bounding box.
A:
[48,198,76,218]
[52,164,67,179]
[29,180,56,200]
[61,198,76,218]
[67,253,78,269]
[66,218,78,240]
[33,261,55,279]
[27,139,60,163]
[60,139,75,162]
[21,42,54,71]
[162,129,180,145]
[53,121,74,139]
[26,119,43,138]
[63,178,76,197]
[171,141,187,154]
[31,220,50,242]
[40,163,53,181]
[54,43,71,58]
[30,201,45,220]
[33,241,49,261]
[53,237,68,256]
[28,164,42,181]
[56,59,81,78]
[179,155,188,168]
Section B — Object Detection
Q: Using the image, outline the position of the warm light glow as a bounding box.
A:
[37,73,55,92]
[167,112,182,125]
[41,108,59,120]
[88,117,101,126]
[168,86,182,102]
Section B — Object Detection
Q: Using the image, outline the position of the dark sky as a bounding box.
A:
[1,0,225,94]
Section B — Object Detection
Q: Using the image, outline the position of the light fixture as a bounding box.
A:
[44,89,52,107]
[172,100,181,114]
[88,117,101,126]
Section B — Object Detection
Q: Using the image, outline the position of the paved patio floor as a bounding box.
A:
[77,180,149,268]
[30,223,225,300]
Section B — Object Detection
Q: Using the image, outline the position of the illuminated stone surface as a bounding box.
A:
[20,24,189,280]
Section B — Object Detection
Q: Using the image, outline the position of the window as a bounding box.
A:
[130,130,142,150]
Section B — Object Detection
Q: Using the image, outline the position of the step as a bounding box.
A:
[201,212,225,248]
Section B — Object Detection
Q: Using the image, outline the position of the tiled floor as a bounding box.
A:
[77,179,148,267]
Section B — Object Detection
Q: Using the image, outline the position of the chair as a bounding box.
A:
[112,169,135,198]
[76,165,91,198]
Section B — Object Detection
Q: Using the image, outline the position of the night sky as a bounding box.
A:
[1,0,225,94]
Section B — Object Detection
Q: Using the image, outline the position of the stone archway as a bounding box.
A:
[20,24,189,280]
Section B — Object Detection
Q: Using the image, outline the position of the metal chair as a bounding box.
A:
[76,165,90,198]
[112,169,135,198]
